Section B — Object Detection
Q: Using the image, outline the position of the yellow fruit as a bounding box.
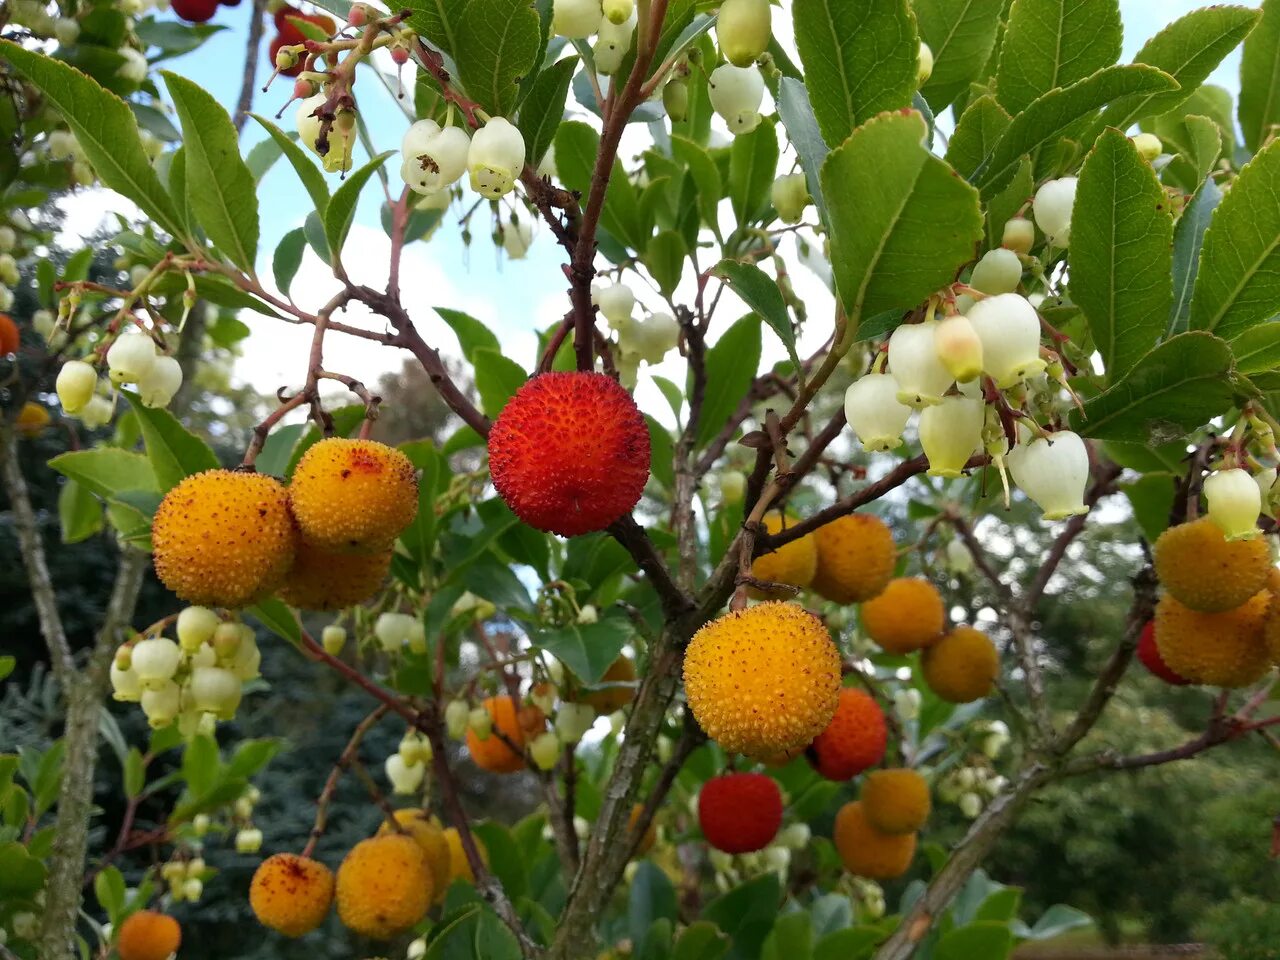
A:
[577,655,637,713]
[832,801,916,879]
[860,577,945,653]
[1153,517,1271,613]
[466,695,537,773]
[288,438,418,553]
[276,539,392,610]
[152,469,297,608]
[377,809,451,899]
[15,402,50,437]
[116,911,181,960]
[1154,590,1271,688]
[249,853,334,937]
[748,514,817,599]
[442,826,489,888]
[921,626,999,703]
[628,803,657,857]
[335,834,432,939]
[683,602,841,759]
[811,514,896,604]
[1264,572,1280,665]
[861,769,930,835]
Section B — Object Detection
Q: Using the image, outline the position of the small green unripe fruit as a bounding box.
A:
[663,77,689,122]
[715,0,771,68]
[1001,217,1034,255]
[1131,132,1162,162]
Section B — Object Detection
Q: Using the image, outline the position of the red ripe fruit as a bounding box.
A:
[488,371,650,537]
[698,773,783,854]
[0,314,20,356]
[173,0,219,22]
[807,687,887,781]
[1137,620,1191,686]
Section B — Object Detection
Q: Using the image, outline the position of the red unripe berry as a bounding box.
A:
[1137,620,1191,685]
[488,371,651,537]
[293,77,316,99]
[347,4,368,26]
[391,45,409,65]
[698,773,783,854]
[173,0,219,22]
[807,687,887,781]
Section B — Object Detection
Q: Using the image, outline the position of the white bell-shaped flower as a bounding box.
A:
[401,120,470,194]
[79,394,114,429]
[771,173,809,225]
[1204,467,1262,540]
[177,606,220,652]
[445,699,470,739]
[502,218,534,259]
[917,41,934,84]
[966,293,1046,388]
[933,315,983,383]
[844,373,912,451]
[595,282,635,328]
[629,311,679,363]
[321,624,347,655]
[716,0,771,67]
[555,702,597,744]
[602,0,633,24]
[56,360,97,414]
[230,629,261,680]
[385,753,426,795]
[1032,177,1078,247]
[919,395,984,478]
[970,248,1022,295]
[468,117,526,199]
[529,731,561,770]
[137,355,183,409]
[1006,429,1090,520]
[553,0,602,37]
[117,47,147,84]
[1131,132,1162,162]
[110,661,142,703]
[375,612,416,651]
[190,666,243,719]
[888,320,954,407]
[140,680,182,728]
[709,64,764,136]
[594,7,637,74]
[1001,218,1034,255]
[296,94,354,174]
[106,330,157,385]
[131,637,181,690]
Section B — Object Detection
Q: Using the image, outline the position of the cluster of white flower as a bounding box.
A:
[385,730,433,795]
[234,787,265,853]
[937,764,1007,819]
[160,856,207,903]
[56,327,183,428]
[699,821,810,894]
[593,281,681,387]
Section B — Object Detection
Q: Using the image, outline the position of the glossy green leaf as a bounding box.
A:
[437,307,502,362]
[50,446,155,500]
[761,911,811,960]
[945,94,1011,180]
[793,0,918,147]
[251,114,330,216]
[1159,114,1223,193]
[272,226,307,298]
[729,118,779,227]
[1169,177,1222,335]
[0,842,47,899]
[518,56,578,166]
[914,0,1007,111]
[121,390,220,491]
[1123,473,1175,543]
[823,110,982,321]
[456,0,542,116]
[94,865,128,923]
[702,872,781,960]
[406,0,467,56]
[695,314,762,449]
[996,0,1121,115]
[58,478,104,543]
[714,259,798,369]
[123,747,146,799]
[473,347,527,418]
[674,922,731,960]
[812,927,883,960]
[1022,903,1094,940]
[181,734,220,798]
[630,862,678,949]
[531,615,633,684]
[776,77,828,221]
[555,120,644,250]
[162,72,258,272]
[324,150,396,262]
[647,231,688,297]
[935,921,1014,960]
[1070,129,1173,380]
[671,135,723,238]
[247,597,302,646]
[1240,0,1280,154]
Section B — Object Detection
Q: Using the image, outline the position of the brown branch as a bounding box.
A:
[302,705,391,858]
[626,712,705,862]
[234,0,269,133]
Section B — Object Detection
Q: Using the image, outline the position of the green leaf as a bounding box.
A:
[121,391,220,492]
[406,0,467,57]
[946,93,1011,179]
[473,347,527,418]
[226,739,282,779]
[670,135,724,239]
[776,77,829,221]
[714,260,798,369]
[58,477,105,543]
[182,734,220,798]
[0,41,184,238]
[94,866,128,923]
[647,231,687,298]
[1070,331,1234,442]
[674,922,731,960]
[472,906,524,960]
[399,439,447,566]
[1023,904,1093,940]
[793,0,918,147]
[0,657,13,681]
[1169,177,1222,335]
[974,65,1180,197]
[455,0,542,116]
[123,747,146,799]
[1160,113,1223,193]
[251,114,330,216]
[761,912,811,960]
[630,862,678,949]
[995,0,1122,115]
[1070,129,1173,380]
[324,150,396,263]
[1189,139,1280,340]
[531,616,633,684]
[459,555,531,609]
[273,227,307,298]
[702,872,781,960]
[518,56,577,166]
[935,921,1014,960]
[822,110,983,320]
[1231,323,1280,375]
[438,307,502,362]
[161,72,259,272]
[555,120,645,250]
[0,842,47,899]
[813,927,883,960]
[695,315,762,449]
[1123,473,1175,543]
[247,597,302,646]
[913,0,1007,111]
[1240,0,1280,154]
[48,448,157,498]
[729,118,780,227]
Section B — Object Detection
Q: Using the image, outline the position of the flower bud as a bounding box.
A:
[554,702,596,743]
[1006,429,1090,520]
[0,226,13,251]
[177,606,220,652]
[212,621,242,661]
[0,254,18,286]
[385,753,426,795]
[136,354,183,409]
[117,47,147,84]
[111,661,142,702]
[715,0,771,68]
[933,314,984,383]
[193,814,211,837]
[468,706,493,739]
[502,218,534,259]
[445,699,471,739]
[595,282,635,328]
[132,637,182,689]
[985,775,1007,797]
[629,310,679,362]
[969,248,1022,296]
[230,629,261,680]
[190,644,217,669]
[1131,132,1161,162]
[663,78,689,122]
[401,119,470,194]
[602,0,632,24]
[190,666,242,719]
[78,394,114,430]
[775,823,810,850]
[889,320,954,407]
[958,792,982,818]
[920,395,984,478]
[1001,217,1034,255]
[707,848,733,873]
[1032,176,1077,247]
[594,7,637,74]
[106,330,157,385]
[771,173,809,225]
[553,0,602,38]
[321,624,347,655]
[182,878,203,901]
[408,938,428,960]
[375,612,416,651]
[529,731,562,770]
[892,688,921,722]
[1204,467,1262,540]
[468,117,526,199]
[12,913,37,940]
[140,680,182,727]
[399,731,432,766]
[236,827,263,853]
[917,41,933,85]
[56,360,97,414]
[709,64,764,135]
[945,538,973,574]
[844,372,912,451]
[966,293,1046,388]
[348,3,370,26]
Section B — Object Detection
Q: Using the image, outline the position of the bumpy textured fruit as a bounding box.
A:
[807,688,887,781]
[1153,517,1271,613]
[117,910,181,960]
[811,514,895,604]
[152,470,297,608]
[1154,591,1271,688]
[748,514,817,599]
[336,835,432,939]
[861,577,945,653]
[0,313,19,354]
[921,626,999,703]
[377,810,451,899]
[289,439,418,553]
[861,769,930,835]
[698,772,783,853]
[1136,620,1190,685]
[442,827,489,887]
[578,655,636,713]
[833,801,916,879]
[466,696,534,773]
[14,402,50,437]
[276,540,391,610]
[684,602,841,759]
[249,853,334,937]
[488,371,650,537]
